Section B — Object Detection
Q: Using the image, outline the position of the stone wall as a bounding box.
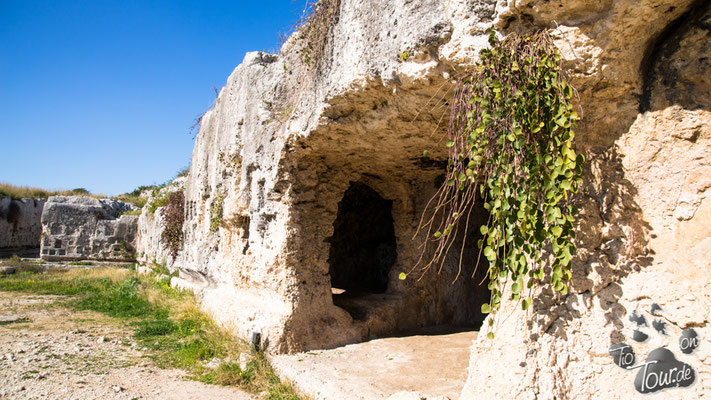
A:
[41,196,138,262]
[0,197,45,249]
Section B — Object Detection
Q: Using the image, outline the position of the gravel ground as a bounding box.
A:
[0,291,255,400]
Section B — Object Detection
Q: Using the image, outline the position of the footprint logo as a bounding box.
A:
[608,303,700,394]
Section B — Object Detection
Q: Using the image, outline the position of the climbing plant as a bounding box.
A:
[161,190,185,259]
[414,31,583,338]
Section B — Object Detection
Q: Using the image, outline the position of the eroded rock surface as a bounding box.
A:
[41,196,137,262]
[0,197,45,250]
[461,1,711,399]
[130,0,710,398]
[135,177,186,269]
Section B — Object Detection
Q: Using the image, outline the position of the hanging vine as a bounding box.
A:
[413,31,583,338]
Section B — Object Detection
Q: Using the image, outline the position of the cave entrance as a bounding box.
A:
[327,182,397,320]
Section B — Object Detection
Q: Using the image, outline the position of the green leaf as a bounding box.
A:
[446,140,454,147]
[480,225,488,235]
[484,246,496,260]
[512,282,521,294]
[398,272,407,280]
[481,303,492,314]
[434,231,442,238]
[522,298,531,311]
[487,332,495,340]
[422,150,430,158]
[551,226,563,237]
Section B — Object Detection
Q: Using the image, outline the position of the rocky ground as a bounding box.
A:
[272,326,475,400]
[0,291,254,400]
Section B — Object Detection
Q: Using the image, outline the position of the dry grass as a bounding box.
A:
[63,267,131,283]
[0,181,103,200]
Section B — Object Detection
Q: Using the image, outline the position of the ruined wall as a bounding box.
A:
[134,0,710,397]
[41,196,138,261]
[0,197,45,249]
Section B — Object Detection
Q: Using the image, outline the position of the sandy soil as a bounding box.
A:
[0,291,255,400]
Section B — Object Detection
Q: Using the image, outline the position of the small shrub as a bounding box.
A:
[161,190,185,258]
[209,192,226,233]
[175,165,191,178]
[400,50,409,62]
[71,188,89,195]
[118,208,142,216]
[200,362,244,386]
[2,255,44,273]
[147,191,170,214]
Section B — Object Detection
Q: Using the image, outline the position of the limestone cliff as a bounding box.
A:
[137,0,710,398]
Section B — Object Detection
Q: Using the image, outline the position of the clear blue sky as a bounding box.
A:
[1,0,307,196]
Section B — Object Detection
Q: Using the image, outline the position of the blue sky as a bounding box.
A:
[0,0,307,196]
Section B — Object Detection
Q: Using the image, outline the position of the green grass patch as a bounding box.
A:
[0,317,30,326]
[68,261,93,266]
[0,267,303,399]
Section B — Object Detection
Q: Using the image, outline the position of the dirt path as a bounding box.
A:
[0,291,255,400]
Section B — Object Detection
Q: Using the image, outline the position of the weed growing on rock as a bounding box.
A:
[414,31,583,337]
[296,0,341,71]
[161,190,185,258]
[209,192,226,233]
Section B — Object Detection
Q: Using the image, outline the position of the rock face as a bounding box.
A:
[135,177,186,269]
[171,0,497,354]
[459,1,711,399]
[0,197,45,249]
[134,0,710,397]
[41,196,138,261]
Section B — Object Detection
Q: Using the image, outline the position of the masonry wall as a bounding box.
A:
[41,196,138,262]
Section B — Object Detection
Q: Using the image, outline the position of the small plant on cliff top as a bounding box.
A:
[161,190,185,259]
[296,0,341,70]
[413,31,583,338]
